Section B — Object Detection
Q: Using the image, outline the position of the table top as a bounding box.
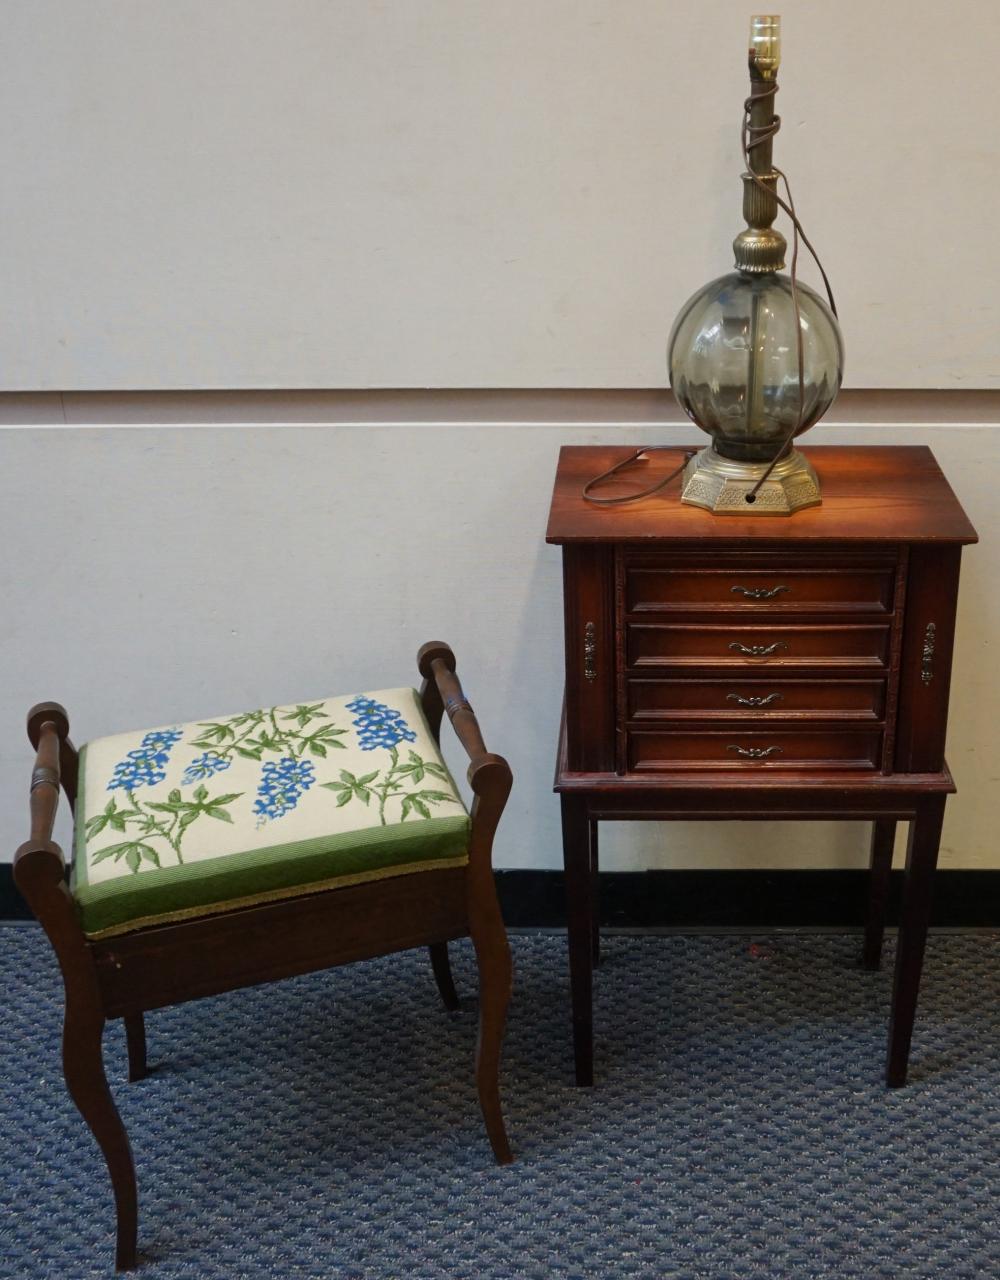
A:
[545,445,978,546]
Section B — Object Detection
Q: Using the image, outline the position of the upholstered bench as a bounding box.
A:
[15,643,513,1272]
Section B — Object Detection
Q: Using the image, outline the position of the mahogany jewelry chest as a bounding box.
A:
[548,444,978,1087]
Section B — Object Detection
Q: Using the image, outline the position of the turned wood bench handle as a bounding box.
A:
[15,704,74,901]
[435,668,488,762]
[417,642,497,769]
[416,640,512,814]
[27,718,64,846]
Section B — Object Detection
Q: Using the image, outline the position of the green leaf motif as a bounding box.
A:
[91,841,134,865]
[228,710,265,729]
[204,807,235,823]
[300,723,348,758]
[147,800,190,815]
[91,784,243,874]
[401,795,431,820]
[91,839,161,874]
[282,703,330,729]
[319,752,457,826]
[192,722,235,746]
[321,774,372,806]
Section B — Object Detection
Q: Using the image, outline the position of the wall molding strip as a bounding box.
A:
[0,388,997,427]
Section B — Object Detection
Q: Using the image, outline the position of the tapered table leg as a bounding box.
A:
[887,796,946,1086]
[589,819,600,967]
[562,794,593,1085]
[863,819,896,970]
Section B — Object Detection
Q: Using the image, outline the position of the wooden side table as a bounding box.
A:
[547,445,977,1087]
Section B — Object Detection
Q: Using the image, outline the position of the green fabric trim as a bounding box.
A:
[82,854,469,940]
[73,811,470,937]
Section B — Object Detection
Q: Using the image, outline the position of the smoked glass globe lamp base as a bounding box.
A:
[669,270,841,514]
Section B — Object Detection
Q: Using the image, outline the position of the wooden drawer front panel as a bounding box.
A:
[627,678,886,721]
[628,729,882,772]
[627,623,891,669]
[625,564,896,614]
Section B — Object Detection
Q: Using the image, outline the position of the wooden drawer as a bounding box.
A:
[626,678,886,722]
[624,563,895,614]
[627,728,883,772]
[627,623,891,669]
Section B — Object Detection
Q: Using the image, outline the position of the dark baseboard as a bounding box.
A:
[493,869,1000,929]
[4,863,1000,930]
[2,864,33,920]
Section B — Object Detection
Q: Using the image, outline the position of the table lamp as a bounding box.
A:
[667,14,844,514]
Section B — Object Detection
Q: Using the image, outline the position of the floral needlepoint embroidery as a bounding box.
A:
[181,752,232,785]
[323,698,455,826]
[107,728,183,793]
[346,696,418,751]
[254,756,317,823]
[87,691,460,879]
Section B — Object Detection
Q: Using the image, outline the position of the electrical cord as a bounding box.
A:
[581,446,696,505]
[741,76,837,498]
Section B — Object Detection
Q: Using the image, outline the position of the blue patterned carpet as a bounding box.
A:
[2,925,1000,1278]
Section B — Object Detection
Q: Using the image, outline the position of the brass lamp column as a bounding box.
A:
[667,15,844,514]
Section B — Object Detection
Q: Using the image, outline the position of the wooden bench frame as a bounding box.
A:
[14,642,514,1272]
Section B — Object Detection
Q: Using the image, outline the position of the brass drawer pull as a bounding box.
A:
[727,744,783,759]
[584,621,597,682]
[727,692,784,708]
[729,641,789,657]
[921,622,936,685]
[731,584,790,600]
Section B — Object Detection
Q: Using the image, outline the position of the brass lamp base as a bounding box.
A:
[681,445,821,515]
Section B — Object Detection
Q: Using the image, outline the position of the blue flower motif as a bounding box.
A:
[346,696,417,752]
[253,756,316,822]
[181,752,232,785]
[107,727,183,792]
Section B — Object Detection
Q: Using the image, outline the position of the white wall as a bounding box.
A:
[2,399,995,874]
[2,0,997,390]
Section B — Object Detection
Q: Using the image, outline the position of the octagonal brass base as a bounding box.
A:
[681,445,821,515]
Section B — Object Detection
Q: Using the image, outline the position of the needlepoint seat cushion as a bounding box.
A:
[71,688,470,939]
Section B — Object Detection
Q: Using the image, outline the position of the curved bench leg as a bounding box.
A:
[470,916,513,1165]
[124,1013,147,1083]
[428,942,460,1011]
[63,1007,138,1271]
